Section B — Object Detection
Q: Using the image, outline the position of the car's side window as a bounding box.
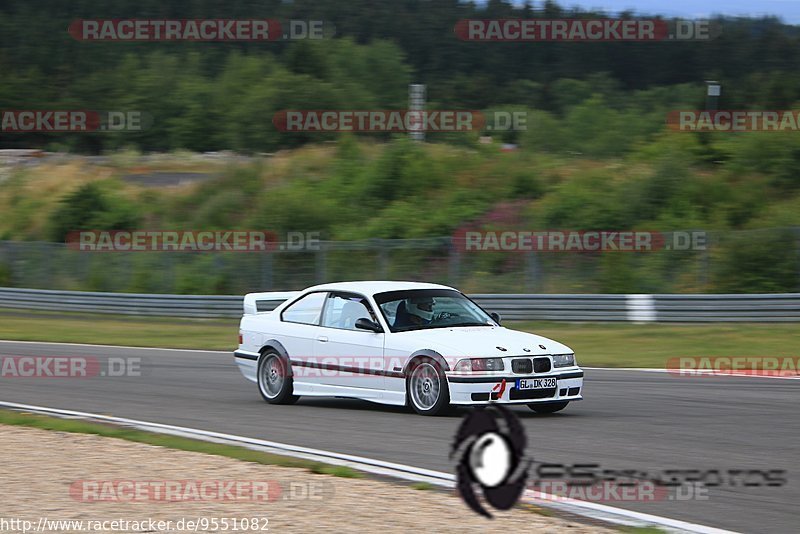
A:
[321,293,375,331]
[281,292,326,325]
[380,301,400,324]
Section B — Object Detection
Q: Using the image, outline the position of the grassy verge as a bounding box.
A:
[515,321,799,368]
[0,408,361,478]
[1,309,797,367]
[0,308,237,350]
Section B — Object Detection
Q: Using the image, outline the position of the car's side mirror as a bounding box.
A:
[355,318,383,333]
[490,312,502,325]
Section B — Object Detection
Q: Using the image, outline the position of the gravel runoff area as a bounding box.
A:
[0,425,615,534]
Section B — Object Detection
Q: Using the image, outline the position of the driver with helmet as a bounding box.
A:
[394,295,435,328]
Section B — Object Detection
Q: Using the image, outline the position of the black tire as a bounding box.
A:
[406,357,450,416]
[257,350,299,405]
[528,401,568,414]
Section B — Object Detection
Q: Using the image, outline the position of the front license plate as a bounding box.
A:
[516,377,556,390]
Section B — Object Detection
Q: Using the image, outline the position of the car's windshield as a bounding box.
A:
[374,289,495,332]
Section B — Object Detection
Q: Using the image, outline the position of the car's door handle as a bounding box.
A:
[317,336,328,343]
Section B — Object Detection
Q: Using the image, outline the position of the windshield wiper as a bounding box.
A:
[446,321,493,327]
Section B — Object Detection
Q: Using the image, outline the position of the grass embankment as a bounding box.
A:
[0,408,361,478]
[1,309,796,367]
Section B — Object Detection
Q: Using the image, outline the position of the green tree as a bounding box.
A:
[48,183,140,241]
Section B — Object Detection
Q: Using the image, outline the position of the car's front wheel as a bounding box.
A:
[257,351,299,404]
[406,357,450,416]
[528,401,568,414]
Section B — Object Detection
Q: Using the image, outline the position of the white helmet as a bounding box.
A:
[406,296,434,321]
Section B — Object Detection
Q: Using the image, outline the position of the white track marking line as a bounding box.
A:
[0,400,739,534]
[584,367,800,380]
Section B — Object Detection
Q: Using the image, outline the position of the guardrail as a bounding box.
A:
[2,287,799,322]
[0,287,241,318]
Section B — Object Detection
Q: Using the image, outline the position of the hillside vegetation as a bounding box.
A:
[2,125,799,293]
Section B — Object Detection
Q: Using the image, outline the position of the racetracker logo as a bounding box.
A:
[69,480,279,502]
[0,356,143,378]
[530,481,676,502]
[68,19,328,41]
[66,231,321,252]
[667,356,800,377]
[668,110,800,132]
[453,230,707,252]
[1,110,148,133]
[273,110,485,132]
[454,19,715,41]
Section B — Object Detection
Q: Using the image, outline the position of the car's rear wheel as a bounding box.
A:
[406,357,450,416]
[257,351,299,404]
[528,401,568,414]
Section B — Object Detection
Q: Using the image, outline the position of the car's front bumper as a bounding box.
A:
[446,369,584,405]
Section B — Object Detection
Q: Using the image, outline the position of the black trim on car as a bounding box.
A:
[290,359,405,379]
[402,349,450,375]
[234,350,258,361]
[448,370,584,383]
[509,386,557,400]
[262,340,291,360]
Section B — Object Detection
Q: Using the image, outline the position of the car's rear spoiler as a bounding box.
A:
[242,291,300,315]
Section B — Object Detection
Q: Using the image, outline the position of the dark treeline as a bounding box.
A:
[1,0,800,152]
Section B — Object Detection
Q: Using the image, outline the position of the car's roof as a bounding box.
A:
[303,281,456,295]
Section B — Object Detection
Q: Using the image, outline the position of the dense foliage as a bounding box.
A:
[2,1,800,152]
[1,131,798,293]
[1,1,799,293]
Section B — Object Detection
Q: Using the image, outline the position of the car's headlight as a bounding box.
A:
[552,354,575,368]
[454,358,505,372]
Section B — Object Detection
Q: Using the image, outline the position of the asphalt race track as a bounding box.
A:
[1,340,797,533]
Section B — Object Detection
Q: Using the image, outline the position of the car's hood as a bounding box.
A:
[393,326,573,358]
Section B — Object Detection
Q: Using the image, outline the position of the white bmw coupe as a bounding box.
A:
[234,281,583,415]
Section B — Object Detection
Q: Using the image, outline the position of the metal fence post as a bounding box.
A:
[525,251,539,292]
[378,240,389,279]
[39,242,51,288]
[261,252,273,290]
[700,231,711,289]
[448,241,460,287]
[795,227,800,292]
[0,242,12,286]
[316,244,327,284]
[163,252,174,293]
